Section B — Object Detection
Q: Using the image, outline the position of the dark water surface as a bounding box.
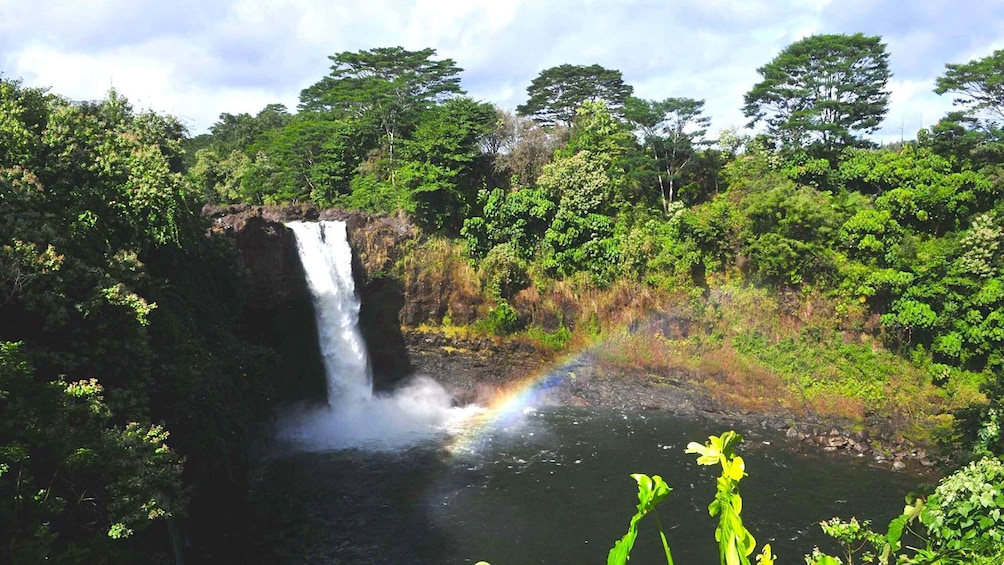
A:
[251,407,924,564]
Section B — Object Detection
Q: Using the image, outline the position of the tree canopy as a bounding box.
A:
[298,46,465,190]
[1,78,278,563]
[624,96,711,208]
[516,64,633,127]
[400,96,498,231]
[298,46,463,123]
[935,48,1004,125]
[743,33,891,155]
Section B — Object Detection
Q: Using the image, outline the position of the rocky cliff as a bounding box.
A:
[205,204,415,395]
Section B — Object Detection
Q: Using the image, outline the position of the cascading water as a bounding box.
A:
[276,220,478,452]
[285,221,371,405]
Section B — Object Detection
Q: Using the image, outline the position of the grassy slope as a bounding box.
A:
[395,237,986,446]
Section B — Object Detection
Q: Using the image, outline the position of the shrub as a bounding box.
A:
[477,300,521,336]
[920,457,1004,559]
[523,325,572,351]
[480,243,530,299]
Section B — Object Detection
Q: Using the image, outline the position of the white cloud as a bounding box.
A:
[3,0,1002,138]
[876,78,952,143]
[13,44,174,106]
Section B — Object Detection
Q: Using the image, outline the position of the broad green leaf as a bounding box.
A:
[607,527,639,565]
[608,474,674,565]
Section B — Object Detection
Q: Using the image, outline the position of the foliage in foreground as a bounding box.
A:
[609,431,773,565]
[813,455,1004,564]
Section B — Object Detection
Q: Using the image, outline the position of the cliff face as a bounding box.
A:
[205,204,414,396]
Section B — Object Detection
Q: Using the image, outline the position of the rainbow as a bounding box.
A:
[445,349,592,454]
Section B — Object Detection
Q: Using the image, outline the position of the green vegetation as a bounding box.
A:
[187,36,1004,453]
[1,80,277,561]
[7,31,1004,563]
[935,48,1004,125]
[807,455,1004,563]
[743,33,891,156]
[516,63,634,126]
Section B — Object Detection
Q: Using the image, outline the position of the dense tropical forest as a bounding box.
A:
[4,32,1004,563]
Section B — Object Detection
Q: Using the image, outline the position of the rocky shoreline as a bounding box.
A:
[403,328,949,477]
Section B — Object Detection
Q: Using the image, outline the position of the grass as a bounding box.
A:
[413,322,475,341]
[522,325,573,351]
[687,284,984,435]
[396,238,987,445]
[585,281,985,440]
[398,237,484,325]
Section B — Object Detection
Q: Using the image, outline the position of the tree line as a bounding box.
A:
[0,84,278,562]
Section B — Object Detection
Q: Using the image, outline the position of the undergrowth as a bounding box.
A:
[400,239,985,440]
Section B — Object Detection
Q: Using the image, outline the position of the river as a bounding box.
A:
[253,405,921,564]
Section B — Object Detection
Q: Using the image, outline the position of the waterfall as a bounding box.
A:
[277,220,480,452]
[286,220,371,405]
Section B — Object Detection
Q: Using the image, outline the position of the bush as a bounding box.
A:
[524,325,572,351]
[477,300,521,336]
[920,457,1004,559]
[480,243,530,299]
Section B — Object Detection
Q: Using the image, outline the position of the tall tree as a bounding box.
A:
[536,101,635,284]
[400,97,498,231]
[516,64,633,127]
[298,46,464,187]
[743,33,890,155]
[247,117,372,206]
[624,96,710,210]
[935,48,1004,125]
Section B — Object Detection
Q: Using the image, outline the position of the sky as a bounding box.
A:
[3,0,1004,142]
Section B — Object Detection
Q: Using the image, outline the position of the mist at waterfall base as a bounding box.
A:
[276,374,479,451]
[259,220,926,564]
[275,221,479,452]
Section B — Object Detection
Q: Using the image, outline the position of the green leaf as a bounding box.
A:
[608,474,674,565]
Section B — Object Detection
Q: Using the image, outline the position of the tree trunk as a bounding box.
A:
[388,129,396,189]
[657,173,667,214]
[167,518,185,565]
[667,169,675,204]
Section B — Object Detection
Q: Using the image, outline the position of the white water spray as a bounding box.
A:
[276,220,479,452]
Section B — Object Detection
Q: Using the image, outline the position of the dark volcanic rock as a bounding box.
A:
[221,214,308,310]
[403,331,543,406]
[340,211,415,390]
[209,209,324,402]
[208,205,417,396]
[402,329,713,421]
